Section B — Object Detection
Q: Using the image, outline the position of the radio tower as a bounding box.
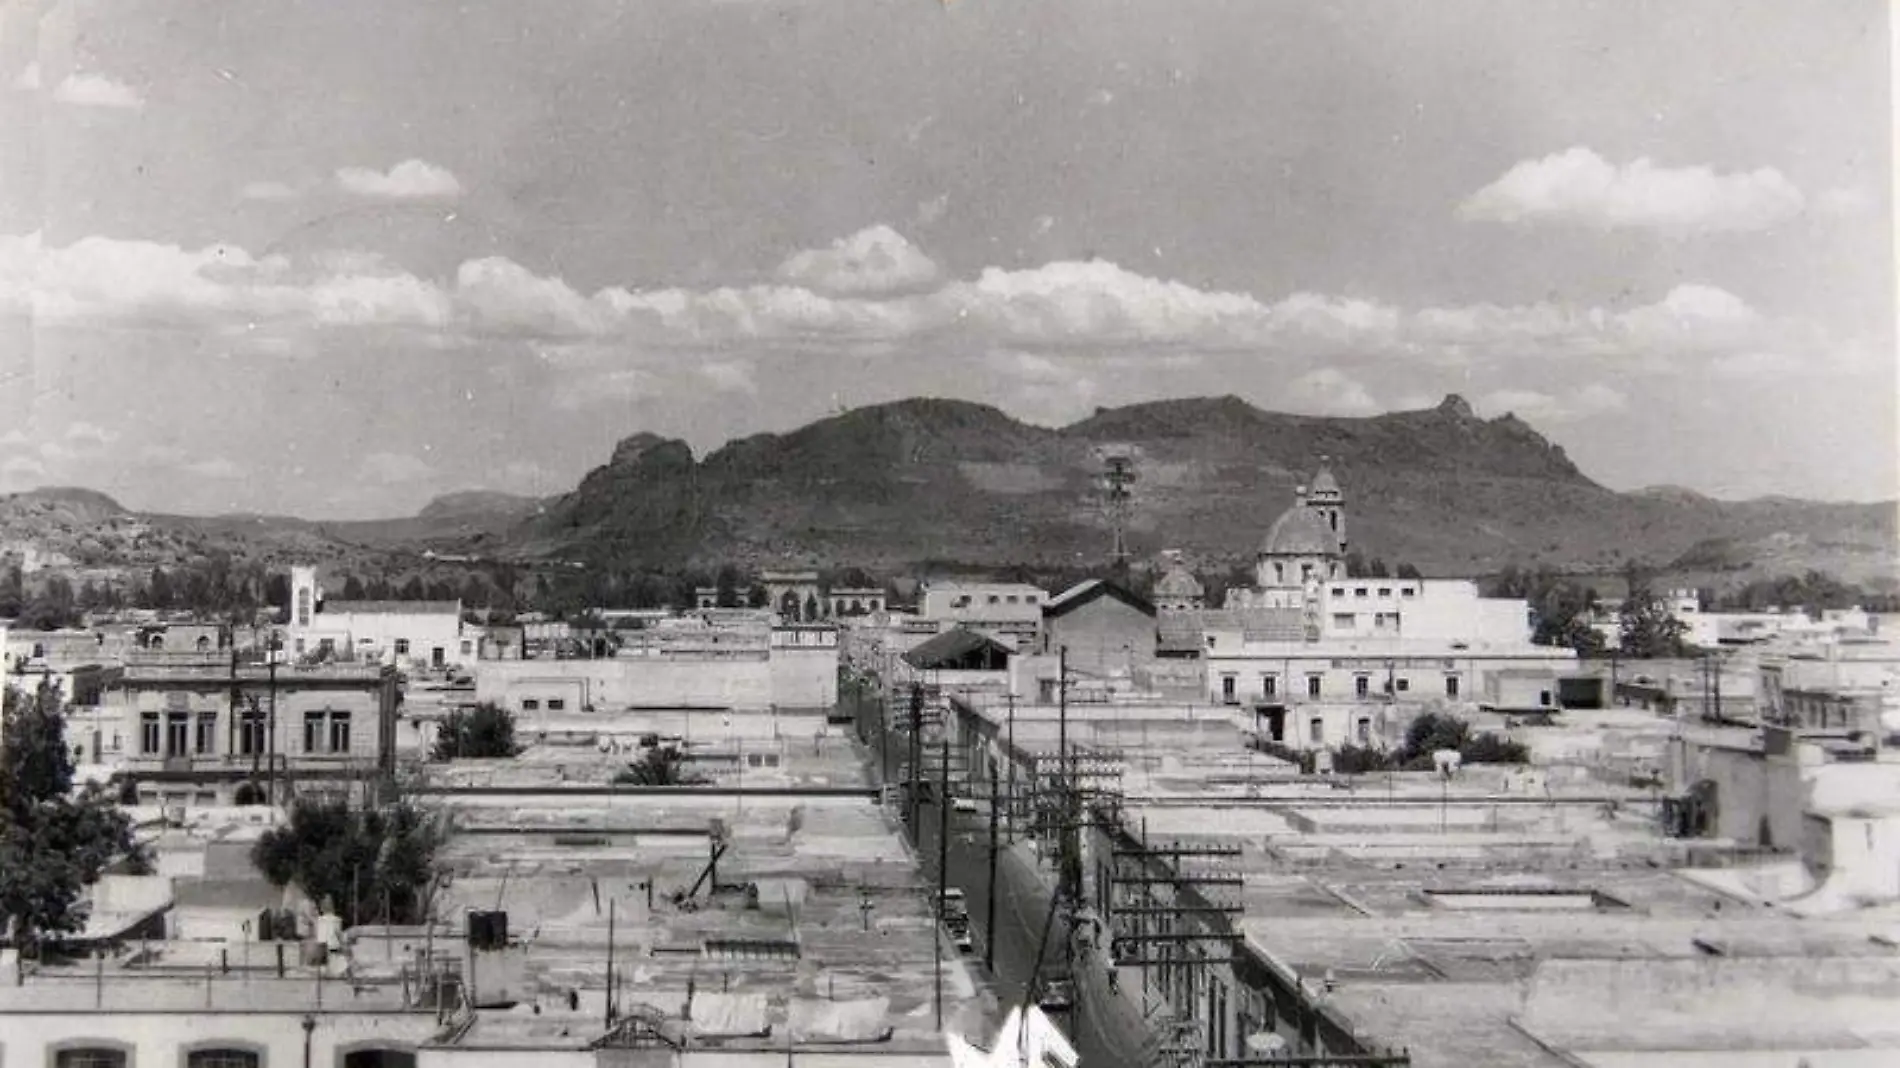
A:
[1099,446,1138,567]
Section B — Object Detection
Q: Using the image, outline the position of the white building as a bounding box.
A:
[917,581,1048,643]
[285,566,471,670]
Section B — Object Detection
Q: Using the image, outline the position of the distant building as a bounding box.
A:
[107,650,401,807]
[284,566,470,670]
[917,581,1048,645]
[1037,579,1158,685]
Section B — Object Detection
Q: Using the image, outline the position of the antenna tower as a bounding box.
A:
[1099,445,1139,566]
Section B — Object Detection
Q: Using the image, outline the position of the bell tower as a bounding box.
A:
[289,565,320,631]
[1308,457,1346,557]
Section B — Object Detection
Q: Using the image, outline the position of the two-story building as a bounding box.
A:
[107,650,401,807]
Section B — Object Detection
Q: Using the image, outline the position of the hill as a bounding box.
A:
[504,394,1896,583]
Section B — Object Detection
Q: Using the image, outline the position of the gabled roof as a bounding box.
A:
[902,627,1014,670]
[1043,579,1155,620]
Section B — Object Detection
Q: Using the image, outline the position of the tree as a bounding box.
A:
[0,680,147,958]
[146,567,174,611]
[714,565,742,609]
[613,745,708,786]
[1395,562,1423,580]
[1619,587,1692,659]
[0,561,23,617]
[250,797,446,928]
[342,575,367,600]
[1389,711,1529,770]
[431,703,523,760]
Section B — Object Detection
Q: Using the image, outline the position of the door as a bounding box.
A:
[432,646,445,667]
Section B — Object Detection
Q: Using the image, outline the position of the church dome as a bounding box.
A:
[1259,505,1342,557]
[1155,566,1204,599]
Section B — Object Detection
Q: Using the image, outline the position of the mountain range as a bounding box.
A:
[3,395,1894,587]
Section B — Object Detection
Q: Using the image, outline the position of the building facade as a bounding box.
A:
[285,567,470,671]
[107,650,401,806]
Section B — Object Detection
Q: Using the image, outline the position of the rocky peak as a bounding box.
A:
[1437,394,1476,420]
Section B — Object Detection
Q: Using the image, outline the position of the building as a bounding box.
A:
[285,566,470,671]
[1036,579,1158,685]
[1226,459,1348,611]
[939,688,1900,1068]
[107,649,401,807]
[917,581,1048,644]
[474,619,839,729]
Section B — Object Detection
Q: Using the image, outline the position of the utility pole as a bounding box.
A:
[267,635,280,804]
[908,683,923,834]
[604,897,615,1028]
[935,734,949,1032]
[984,771,1000,974]
[1005,692,1016,844]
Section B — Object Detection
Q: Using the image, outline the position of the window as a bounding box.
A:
[1446,676,1461,698]
[1331,587,1345,597]
[196,712,218,755]
[1402,587,1417,598]
[328,712,352,754]
[1220,675,1237,703]
[460,640,473,654]
[239,710,265,756]
[297,588,311,627]
[1332,613,1355,628]
[141,712,161,755]
[1354,676,1370,698]
[1306,675,1322,698]
[187,1048,260,1068]
[1539,690,1552,707]
[1354,587,1368,598]
[1005,595,1018,603]
[111,730,122,752]
[304,712,324,753]
[55,1047,129,1068]
[1025,595,1037,604]
[987,595,1000,604]
[521,699,540,711]
[394,639,410,656]
[1378,587,1392,597]
[294,638,306,654]
[166,713,189,757]
[1357,717,1371,744]
[546,699,565,711]
[1309,717,1324,744]
[1397,678,1410,692]
[1262,675,1277,698]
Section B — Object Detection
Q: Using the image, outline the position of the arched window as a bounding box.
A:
[52,1042,132,1068]
[184,1048,262,1068]
[195,636,211,652]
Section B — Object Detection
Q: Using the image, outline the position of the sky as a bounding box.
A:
[0,0,1892,518]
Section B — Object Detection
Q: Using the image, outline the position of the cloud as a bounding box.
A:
[4,229,1867,394]
[336,159,462,200]
[138,443,188,465]
[52,73,145,110]
[1475,383,1627,423]
[13,63,39,91]
[1283,368,1380,416]
[240,181,299,202]
[360,451,432,484]
[185,457,244,479]
[1459,148,1805,234]
[63,421,118,450]
[1,455,45,485]
[1815,186,1876,219]
[775,225,941,296]
[981,350,1100,426]
[698,361,757,394]
[0,429,27,448]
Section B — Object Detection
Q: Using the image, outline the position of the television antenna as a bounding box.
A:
[1096,444,1139,567]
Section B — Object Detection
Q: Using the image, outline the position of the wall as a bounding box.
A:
[319,611,469,670]
[1202,644,1572,710]
[0,1008,436,1068]
[477,650,839,724]
[1042,597,1157,682]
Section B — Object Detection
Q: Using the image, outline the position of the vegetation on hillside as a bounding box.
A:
[0,679,149,957]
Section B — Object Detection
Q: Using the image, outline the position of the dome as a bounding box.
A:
[1259,505,1342,557]
[1155,566,1204,599]
[1311,464,1341,496]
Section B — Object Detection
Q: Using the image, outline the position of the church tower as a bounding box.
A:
[1307,457,1346,558]
[289,565,321,631]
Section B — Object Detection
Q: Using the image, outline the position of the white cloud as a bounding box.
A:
[63,421,117,450]
[13,62,39,91]
[240,181,299,202]
[981,350,1100,426]
[913,194,950,227]
[138,443,188,465]
[775,225,941,296]
[185,457,244,479]
[1459,148,1805,234]
[336,159,462,200]
[52,73,145,110]
[1815,186,1876,219]
[1,455,45,485]
[360,451,432,484]
[3,230,1868,397]
[1283,368,1380,416]
[698,361,757,394]
[1,428,29,448]
[1476,383,1628,423]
